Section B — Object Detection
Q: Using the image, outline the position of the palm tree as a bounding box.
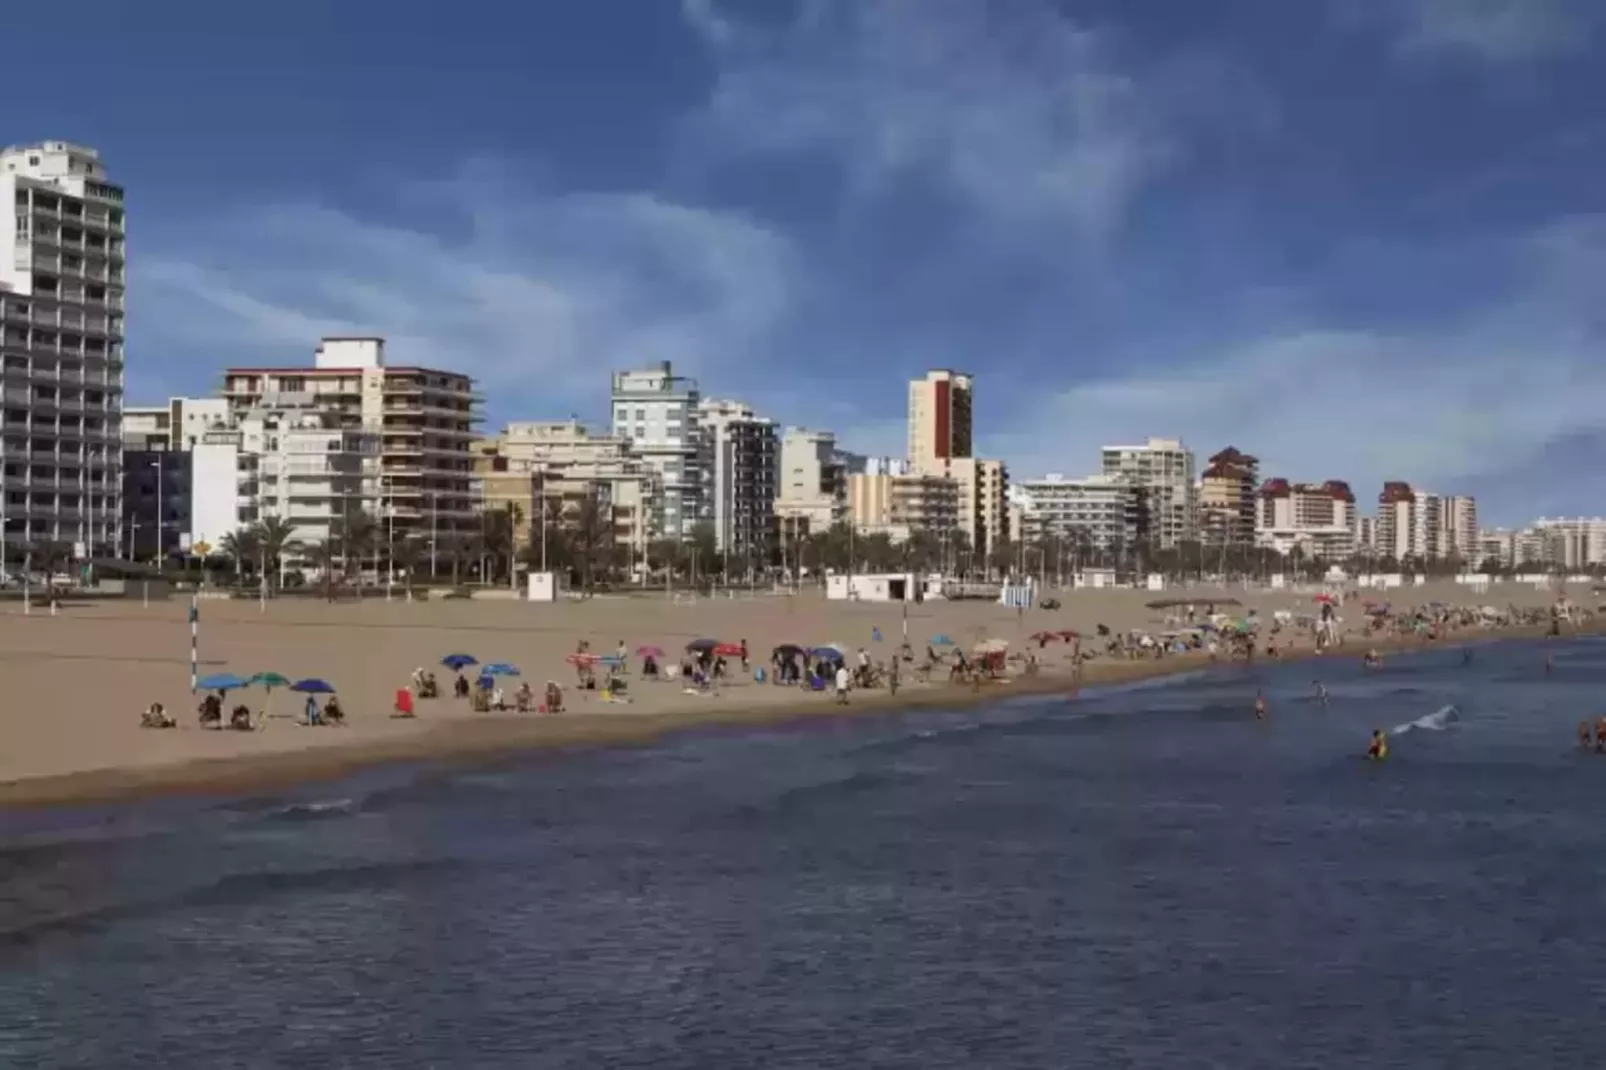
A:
[252,516,301,592]
[219,526,260,583]
[331,509,379,579]
[567,490,617,595]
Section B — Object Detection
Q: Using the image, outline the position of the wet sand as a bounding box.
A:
[0,580,1581,809]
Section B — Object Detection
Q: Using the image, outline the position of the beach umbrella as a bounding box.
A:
[930,634,955,646]
[635,644,664,657]
[441,653,478,671]
[290,678,336,694]
[686,638,719,652]
[1056,629,1080,640]
[249,671,291,689]
[773,643,806,658]
[566,653,600,666]
[196,672,249,692]
[596,654,625,667]
[712,642,744,657]
[1029,630,1060,642]
[483,662,520,676]
[808,646,845,661]
[974,638,1009,654]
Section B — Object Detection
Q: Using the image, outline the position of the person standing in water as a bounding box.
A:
[1254,690,1267,720]
[1313,681,1329,707]
[1366,730,1388,761]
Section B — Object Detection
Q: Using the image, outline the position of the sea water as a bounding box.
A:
[4,637,1606,1068]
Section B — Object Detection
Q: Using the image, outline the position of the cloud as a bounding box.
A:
[137,168,799,409]
[1356,0,1597,63]
[679,0,1240,242]
[990,216,1606,522]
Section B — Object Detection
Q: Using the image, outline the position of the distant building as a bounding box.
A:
[1254,479,1357,560]
[1529,517,1606,569]
[123,397,229,452]
[848,470,960,543]
[223,337,481,555]
[775,427,848,542]
[0,140,127,561]
[698,398,778,569]
[477,420,663,563]
[610,361,705,539]
[906,369,973,467]
[190,401,380,564]
[1009,473,1143,551]
[1199,447,1259,547]
[1101,437,1197,549]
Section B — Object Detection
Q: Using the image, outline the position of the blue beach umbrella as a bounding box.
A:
[290,678,336,694]
[930,634,955,647]
[196,672,250,692]
[442,653,478,671]
[809,646,845,661]
[483,662,520,676]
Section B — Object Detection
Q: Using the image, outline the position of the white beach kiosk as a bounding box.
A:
[826,572,933,602]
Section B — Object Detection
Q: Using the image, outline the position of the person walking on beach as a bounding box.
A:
[834,663,850,705]
[888,654,900,697]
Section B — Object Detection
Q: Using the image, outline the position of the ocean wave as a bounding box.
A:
[1391,705,1460,736]
[262,798,355,822]
[0,857,465,954]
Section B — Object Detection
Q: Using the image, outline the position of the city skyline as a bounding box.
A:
[11,0,1606,524]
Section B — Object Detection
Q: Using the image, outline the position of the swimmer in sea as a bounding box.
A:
[1254,690,1267,720]
[1366,729,1388,761]
[1313,681,1329,707]
[1580,721,1594,749]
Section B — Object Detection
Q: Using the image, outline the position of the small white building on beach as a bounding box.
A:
[827,572,932,602]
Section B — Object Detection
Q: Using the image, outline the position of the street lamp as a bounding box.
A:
[150,458,164,567]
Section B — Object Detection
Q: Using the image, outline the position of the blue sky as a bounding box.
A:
[11,0,1606,523]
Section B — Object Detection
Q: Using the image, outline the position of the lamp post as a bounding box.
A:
[151,458,164,567]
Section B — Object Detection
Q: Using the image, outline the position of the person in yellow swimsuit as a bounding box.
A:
[1366,730,1388,761]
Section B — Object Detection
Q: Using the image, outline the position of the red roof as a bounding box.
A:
[1378,481,1414,504]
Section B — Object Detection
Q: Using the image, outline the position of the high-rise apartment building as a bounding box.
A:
[907,370,973,467]
[1375,482,1443,562]
[1439,495,1479,562]
[472,421,662,564]
[1254,479,1357,560]
[1199,447,1259,546]
[0,141,126,563]
[775,427,847,535]
[848,470,960,542]
[223,337,481,557]
[1101,438,1197,549]
[1529,517,1606,570]
[610,361,705,540]
[1009,473,1144,550]
[697,398,778,568]
[189,402,380,561]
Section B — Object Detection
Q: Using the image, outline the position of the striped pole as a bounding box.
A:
[189,593,199,692]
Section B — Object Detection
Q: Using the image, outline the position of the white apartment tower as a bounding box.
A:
[610,361,706,539]
[0,141,126,563]
[698,398,778,568]
[1101,438,1198,549]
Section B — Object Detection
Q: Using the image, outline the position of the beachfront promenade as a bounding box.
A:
[0,580,1575,803]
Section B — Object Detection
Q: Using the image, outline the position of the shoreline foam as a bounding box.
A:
[0,620,1574,812]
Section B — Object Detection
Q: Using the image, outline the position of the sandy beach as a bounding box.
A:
[0,579,1585,808]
